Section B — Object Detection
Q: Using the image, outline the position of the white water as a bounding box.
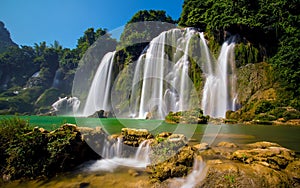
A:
[130,28,202,119]
[85,138,151,172]
[52,96,80,115]
[201,37,236,118]
[134,140,151,163]
[83,51,116,116]
[180,157,206,188]
[81,28,237,119]
[31,71,40,78]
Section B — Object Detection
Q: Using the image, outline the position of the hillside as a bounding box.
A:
[0,21,17,53]
[0,1,299,123]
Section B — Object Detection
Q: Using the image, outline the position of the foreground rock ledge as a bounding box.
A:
[150,141,300,188]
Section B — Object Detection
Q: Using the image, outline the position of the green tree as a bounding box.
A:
[119,10,176,49]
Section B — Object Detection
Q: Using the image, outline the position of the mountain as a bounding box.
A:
[0,21,17,53]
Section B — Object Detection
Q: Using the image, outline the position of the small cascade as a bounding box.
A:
[83,51,116,116]
[31,71,40,78]
[51,96,80,115]
[85,138,152,173]
[134,140,151,163]
[101,137,123,159]
[169,156,206,188]
[201,36,237,118]
[180,157,206,188]
[52,69,62,88]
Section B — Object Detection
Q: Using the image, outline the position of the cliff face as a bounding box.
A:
[0,21,17,53]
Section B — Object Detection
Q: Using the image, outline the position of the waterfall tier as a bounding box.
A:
[83,51,116,116]
[81,28,237,119]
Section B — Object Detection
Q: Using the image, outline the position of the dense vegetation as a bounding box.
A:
[0,22,116,114]
[179,0,300,112]
[0,2,299,121]
[0,118,100,181]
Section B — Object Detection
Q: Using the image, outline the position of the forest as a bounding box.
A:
[0,0,299,121]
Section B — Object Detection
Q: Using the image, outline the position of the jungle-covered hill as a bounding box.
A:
[0,0,299,122]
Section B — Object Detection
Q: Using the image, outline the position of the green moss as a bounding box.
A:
[35,87,61,109]
[165,108,209,124]
[235,42,259,67]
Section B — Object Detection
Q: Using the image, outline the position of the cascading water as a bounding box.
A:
[130,28,201,119]
[201,36,237,118]
[81,28,237,119]
[134,140,151,163]
[51,96,80,115]
[83,51,116,116]
[84,138,151,172]
[170,156,206,188]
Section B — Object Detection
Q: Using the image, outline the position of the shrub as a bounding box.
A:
[255,100,275,114]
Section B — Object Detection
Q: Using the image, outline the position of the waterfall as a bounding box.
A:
[130,28,200,119]
[80,28,237,119]
[180,157,206,188]
[201,37,237,118]
[134,140,151,163]
[83,51,116,116]
[101,137,123,159]
[52,96,81,115]
[84,138,151,172]
[52,69,61,88]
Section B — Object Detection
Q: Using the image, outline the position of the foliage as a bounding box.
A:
[0,118,31,178]
[119,10,176,49]
[180,0,300,112]
[255,100,275,115]
[0,23,117,115]
[0,118,100,180]
[165,108,209,124]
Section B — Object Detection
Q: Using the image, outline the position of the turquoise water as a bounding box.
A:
[1,116,299,153]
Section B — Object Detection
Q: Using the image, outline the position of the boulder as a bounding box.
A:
[217,141,238,148]
[121,128,154,146]
[231,142,295,170]
[196,162,291,188]
[148,145,196,182]
[193,143,209,151]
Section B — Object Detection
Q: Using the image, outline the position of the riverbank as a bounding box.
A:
[0,119,299,187]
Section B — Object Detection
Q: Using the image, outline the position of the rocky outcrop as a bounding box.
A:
[121,128,154,147]
[147,145,196,182]
[149,141,299,187]
[1,124,103,181]
[0,21,17,53]
[165,108,209,124]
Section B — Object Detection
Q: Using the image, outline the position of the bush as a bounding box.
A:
[0,118,31,177]
[255,100,275,114]
[0,118,100,180]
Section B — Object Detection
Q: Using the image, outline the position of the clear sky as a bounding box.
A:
[0,0,184,49]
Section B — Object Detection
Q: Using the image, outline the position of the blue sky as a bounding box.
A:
[0,0,183,49]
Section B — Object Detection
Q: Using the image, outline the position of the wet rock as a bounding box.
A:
[145,112,153,119]
[217,141,238,148]
[88,110,107,118]
[196,162,291,188]
[148,145,196,182]
[157,132,172,138]
[165,109,209,124]
[193,143,209,151]
[285,160,300,180]
[128,169,140,177]
[79,182,90,188]
[246,141,281,149]
[231,145,295,170]
[121,128,154,146]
